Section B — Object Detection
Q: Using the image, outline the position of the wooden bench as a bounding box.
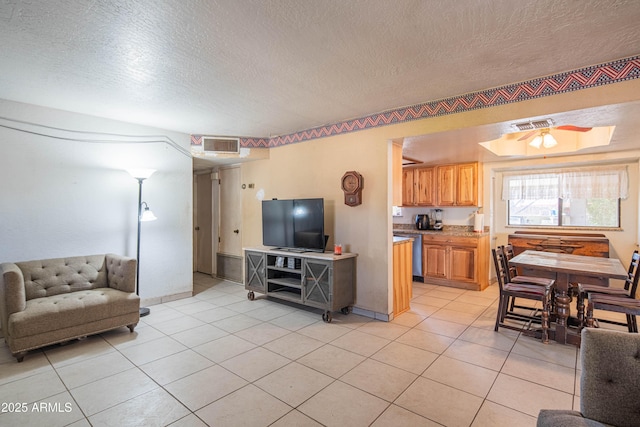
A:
[508,231,609,287]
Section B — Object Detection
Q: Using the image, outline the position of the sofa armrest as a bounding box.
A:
[105,254,137,293]
[0,263,27,334]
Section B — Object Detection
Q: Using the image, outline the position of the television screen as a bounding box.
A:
[262,198,325,252]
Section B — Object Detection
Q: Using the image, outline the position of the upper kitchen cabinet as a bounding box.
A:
[436,165,456,206]
[436,162,482,207]
[402,166,435,206]
[402,168,415,206]
[392,142,403,206]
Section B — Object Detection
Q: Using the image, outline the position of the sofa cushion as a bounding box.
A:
[7,289,139,338]
[17,255,108,300]
[537,410,611,427]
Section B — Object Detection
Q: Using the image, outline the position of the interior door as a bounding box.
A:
[194,173,213,274]
[219,166,242,256]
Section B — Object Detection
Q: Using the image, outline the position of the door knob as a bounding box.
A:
[195,226,200,231]
[233,229,239,234]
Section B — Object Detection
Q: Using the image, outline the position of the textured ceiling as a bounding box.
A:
[1,0,640,142]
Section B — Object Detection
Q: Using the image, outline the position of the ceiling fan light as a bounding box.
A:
[542,133,558,148]
[529,135,543,149]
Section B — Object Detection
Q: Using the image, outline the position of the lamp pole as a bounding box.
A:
[135,178,144,292]
[136,177,150,317]
[128,168,156,317]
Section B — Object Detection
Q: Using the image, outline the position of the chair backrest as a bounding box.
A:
[502,244,519,282]
[491,246,508,291]
[626,251,640,298]
[623,250,640,293]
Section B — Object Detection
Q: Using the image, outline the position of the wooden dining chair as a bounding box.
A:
[585,251,640,332]
[503,243,555,312]
[492,246,555,343]
[577,250,639,329]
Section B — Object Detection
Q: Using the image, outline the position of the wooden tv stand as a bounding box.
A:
[243,246,357,323]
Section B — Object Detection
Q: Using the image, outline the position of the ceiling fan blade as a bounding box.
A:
[556,125,592,132]
[517,130,537,141]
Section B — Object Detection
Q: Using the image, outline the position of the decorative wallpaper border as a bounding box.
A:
[192,54,640,149]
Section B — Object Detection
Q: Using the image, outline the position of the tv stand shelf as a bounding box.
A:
[244,246,357,323]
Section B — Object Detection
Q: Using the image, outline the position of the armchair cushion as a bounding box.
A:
[580,328,640,427]
[537,410,612,427]
[537,328,640,427]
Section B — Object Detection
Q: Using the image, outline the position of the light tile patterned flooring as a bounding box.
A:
[0,273,624,426]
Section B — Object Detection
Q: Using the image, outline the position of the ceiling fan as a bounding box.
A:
[517,125,593,148]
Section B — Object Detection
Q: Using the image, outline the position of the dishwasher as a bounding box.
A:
[394,233,423,281]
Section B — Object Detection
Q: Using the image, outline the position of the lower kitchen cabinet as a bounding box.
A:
[424,245,447,278]
[392,237,413,317]
[243,247,357,322]
[423,234,489,290]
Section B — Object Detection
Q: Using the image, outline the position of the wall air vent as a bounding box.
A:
[202,137,240,153]
[512,119,554,132]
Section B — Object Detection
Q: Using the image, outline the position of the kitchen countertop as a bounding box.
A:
[393,236,414,245]
[393,225,490,238]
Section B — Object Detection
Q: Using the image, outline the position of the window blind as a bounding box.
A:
[502,165,628,201]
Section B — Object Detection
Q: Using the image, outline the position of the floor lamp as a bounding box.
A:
[127,169,157,317]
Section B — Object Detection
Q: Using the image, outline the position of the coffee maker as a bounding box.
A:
[415,214,430,230]
[432,209,443,230]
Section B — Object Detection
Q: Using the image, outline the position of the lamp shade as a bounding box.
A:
[140,205,157,222]
[542,133,558,148]
[528,130,557,149]
[127,168,156,180]
[529,135,543,149]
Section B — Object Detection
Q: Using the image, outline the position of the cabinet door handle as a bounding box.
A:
[234,229,239,234]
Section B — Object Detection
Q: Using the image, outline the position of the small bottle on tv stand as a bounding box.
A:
[334,244,342,255]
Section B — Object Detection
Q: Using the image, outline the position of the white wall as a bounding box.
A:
[0,99,193,304]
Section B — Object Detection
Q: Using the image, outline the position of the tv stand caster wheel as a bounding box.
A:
[247,291,255,301]
[341,306,351,315]
[322,311,332,323]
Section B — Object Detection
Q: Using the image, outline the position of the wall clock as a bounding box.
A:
[341,171,363,207]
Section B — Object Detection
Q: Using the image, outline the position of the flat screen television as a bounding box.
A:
[262,198,326,252]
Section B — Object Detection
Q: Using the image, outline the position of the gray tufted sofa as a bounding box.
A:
[0,254,140,362]
[537,328,640,427]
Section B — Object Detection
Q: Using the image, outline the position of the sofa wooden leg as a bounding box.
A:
[127,323,137,333]
[13,352,26,363]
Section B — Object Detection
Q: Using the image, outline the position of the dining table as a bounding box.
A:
[508,250,628,345]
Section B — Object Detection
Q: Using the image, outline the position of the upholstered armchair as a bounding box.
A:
[537,328,640,427]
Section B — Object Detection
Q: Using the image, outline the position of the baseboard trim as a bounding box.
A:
[351,307,391,322]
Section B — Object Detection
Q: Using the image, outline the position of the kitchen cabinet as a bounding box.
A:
[423,244,447,278]
[456,162,479,206]
[403,162,480,207]
[436,165,456,206]
[392,142,403,206]
[393,237,413,317]
[402,166,435,206]
[422,233,489,290]
[402,168,415,206]
[243,247,356,322]
[436,162,481,207]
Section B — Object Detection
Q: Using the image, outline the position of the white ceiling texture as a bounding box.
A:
[1,0,639,168]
